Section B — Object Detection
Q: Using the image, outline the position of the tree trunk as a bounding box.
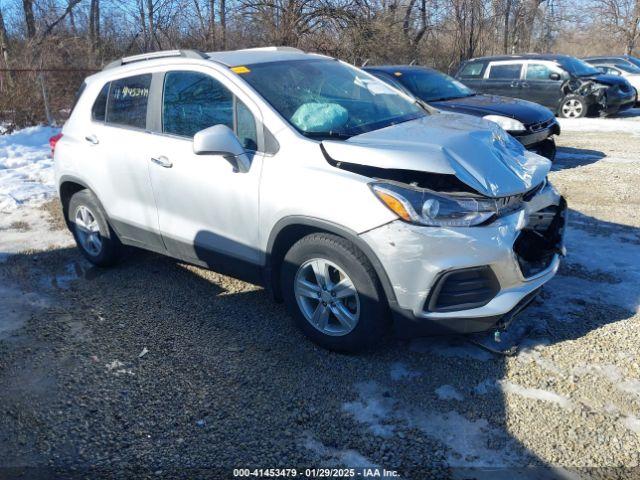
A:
[209,0,216,50]
[220,0,226,49]
[503,0,512,53]
[0,8,12,87]
[146,0,155,49]
[22,0,36,39]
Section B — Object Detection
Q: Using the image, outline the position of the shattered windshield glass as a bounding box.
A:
[239,59,426,139]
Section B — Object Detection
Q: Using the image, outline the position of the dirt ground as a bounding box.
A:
[1,123,639,479]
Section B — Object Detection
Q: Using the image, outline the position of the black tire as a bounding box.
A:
[281,233,389,352]
[536,138,557,162]
[67,189,122,267]
[558,95,587,118]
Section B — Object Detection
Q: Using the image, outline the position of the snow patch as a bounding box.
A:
[389,362,421,381]
[435,385,464,401]
[342,381,395,437]
[558,113,640,134]
[0,126,59,212]
[0,284,50,340]
[302,433,379,468]
[343,381,523,468]
[498,381,572,409]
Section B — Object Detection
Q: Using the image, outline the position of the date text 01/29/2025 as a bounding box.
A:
[233,468,400,478]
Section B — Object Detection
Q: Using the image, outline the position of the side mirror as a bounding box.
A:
[548,72,561,81]
[193,124,250,173]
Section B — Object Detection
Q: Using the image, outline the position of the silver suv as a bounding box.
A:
[53,47,567,351]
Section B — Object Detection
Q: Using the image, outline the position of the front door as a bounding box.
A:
[147,69,264,274]
[523,62,564,110]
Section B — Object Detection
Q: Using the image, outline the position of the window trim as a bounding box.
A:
[155,69,265,153]
[484,61,524,81]
[104,73,153,131]
[523,61,565,82]
[458,61,486,79]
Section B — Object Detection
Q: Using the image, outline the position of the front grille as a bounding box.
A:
[514,198,567,278]
[426,266,500,312]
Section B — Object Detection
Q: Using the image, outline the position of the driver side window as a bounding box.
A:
[162,71,258,151]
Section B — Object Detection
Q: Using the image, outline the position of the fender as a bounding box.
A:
[265,215,399,311]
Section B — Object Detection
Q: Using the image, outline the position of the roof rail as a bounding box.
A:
[103,49,208,70]
[239,46,303,53]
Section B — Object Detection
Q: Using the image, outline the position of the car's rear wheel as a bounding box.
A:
[559,95,587,118]
[68,190,122,267]
[281,233,388,352]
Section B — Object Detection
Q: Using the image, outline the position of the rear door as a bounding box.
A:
[522,62,565,110]
[483,61,524,98]
[81,74,165,251]
[146,68,265,272]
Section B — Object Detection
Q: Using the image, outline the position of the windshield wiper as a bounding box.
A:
[302,131,353,140]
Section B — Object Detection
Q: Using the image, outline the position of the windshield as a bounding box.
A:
[616,63,640,73]
[239,59,425,139]
[394,69,474,102]
[625,56,640,68]
[557,57,600,77]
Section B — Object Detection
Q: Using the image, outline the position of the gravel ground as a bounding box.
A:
[1,123,640,479]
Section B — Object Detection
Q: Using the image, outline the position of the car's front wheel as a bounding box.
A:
[559,95,587,118]
[68,190,122,267]
[281,233,388,352]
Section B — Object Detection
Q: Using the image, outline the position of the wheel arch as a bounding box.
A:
[265,216,398,310]
[59,175,91,228]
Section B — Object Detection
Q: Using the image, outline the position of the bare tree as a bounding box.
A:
[594,0,640,54]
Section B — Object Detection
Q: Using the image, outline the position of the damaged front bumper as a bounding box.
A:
[360,182,567,336]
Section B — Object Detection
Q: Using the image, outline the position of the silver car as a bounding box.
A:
[53,47,567,351]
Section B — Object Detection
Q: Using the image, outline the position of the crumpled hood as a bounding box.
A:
[321,113,551,198]
[583,73,631,88]
[431,94,554,125]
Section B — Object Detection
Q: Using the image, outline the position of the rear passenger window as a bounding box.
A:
[106,74,151,129]
[162,71,258,150]
[488,64,522,80]
[459,62,484,78]
[92,83,109,122]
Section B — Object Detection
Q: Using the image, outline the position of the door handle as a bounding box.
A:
[85,134,99,145]
[521,82,530,88]
[510,81,520,88]
[151,156,173,168]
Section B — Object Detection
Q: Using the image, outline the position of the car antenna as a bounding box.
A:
[361,59,369,67]
[409,59,417,66]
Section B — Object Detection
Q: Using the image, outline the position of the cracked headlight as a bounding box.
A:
[371,182,497,227]
[483,115,526,133]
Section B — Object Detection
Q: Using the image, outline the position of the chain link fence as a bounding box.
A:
[0,68,97,132]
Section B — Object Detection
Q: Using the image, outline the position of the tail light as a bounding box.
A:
[49,132,63,158]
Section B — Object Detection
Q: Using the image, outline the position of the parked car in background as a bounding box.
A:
[583,59,640,104]
[583,54,640,71]
[456,54,636,118]
[53,47,566,352]
[365,65,560,160]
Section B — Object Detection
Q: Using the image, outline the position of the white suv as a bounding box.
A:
[53,47,567,351]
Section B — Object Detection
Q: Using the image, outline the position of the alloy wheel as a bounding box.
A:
[294,258,360,336]
[561,99,583,118]
[74,205,102,256]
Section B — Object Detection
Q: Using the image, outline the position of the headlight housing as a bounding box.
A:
[371,182,498,227]
[483,115,526,133]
